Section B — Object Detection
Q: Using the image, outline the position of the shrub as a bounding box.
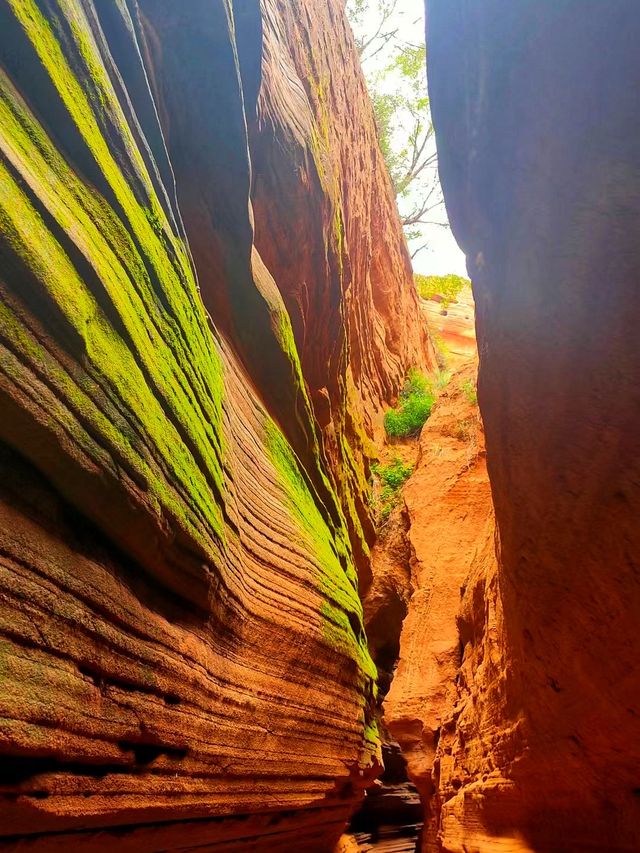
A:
[376,457,413,490]
[384,370,435,437]
[462,378,478,405]
[372,457,413,521]
[415,273,470,307]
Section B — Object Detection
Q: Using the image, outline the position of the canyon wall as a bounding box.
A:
[384,364,497,852]
[415,1,640,849]
[422,287,476,367]
[249,0,432,579]
[0,0,429,849]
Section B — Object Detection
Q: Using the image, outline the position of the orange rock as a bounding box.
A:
[250,0,433,573]
[422,286,476,367]
[383,364,497,850]
[0,0,427,849]
[334,835,362,853]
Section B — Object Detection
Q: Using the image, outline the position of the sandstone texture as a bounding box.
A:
[0,0,428,849]
[250,0,432,578]
[422,287,476,367]
[383,364,499,852]
[421,1,640,849]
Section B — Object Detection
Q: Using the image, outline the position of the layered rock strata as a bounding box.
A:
[0,0,428,848]
[250,0,432,579]
[416,1,640,849]
[421,287,476,367]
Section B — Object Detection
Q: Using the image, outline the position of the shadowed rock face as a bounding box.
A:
[420,1,640,849]
[0,0,429,849]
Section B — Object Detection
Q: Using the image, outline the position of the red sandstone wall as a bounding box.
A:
[418,1,640,849]
[249,0,433,577]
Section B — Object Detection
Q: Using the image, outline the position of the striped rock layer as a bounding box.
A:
[0,0,429,849]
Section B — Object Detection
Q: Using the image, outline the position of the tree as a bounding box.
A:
[415,273,470,307]
[346,1,447,257]
[348,0,401,63]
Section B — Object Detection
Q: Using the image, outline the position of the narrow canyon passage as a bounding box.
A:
[0,2,639,853]
[339,290,486,853]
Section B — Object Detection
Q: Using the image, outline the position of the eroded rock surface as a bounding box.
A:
[417,1,640,849]
[0,0,428,849]
[383,365,497,852]
[421,286,476,367]
[250,0,432,579]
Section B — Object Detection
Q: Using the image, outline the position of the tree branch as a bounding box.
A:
[410,240,429,259]
[357,0,400,61]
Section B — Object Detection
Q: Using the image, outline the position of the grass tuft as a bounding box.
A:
[384,369,435,437]
[372,456,413,521]
[462,378,478,405]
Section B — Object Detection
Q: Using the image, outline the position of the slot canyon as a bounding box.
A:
[0,1,638,852]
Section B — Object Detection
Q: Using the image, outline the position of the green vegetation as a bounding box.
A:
[372,456,413,521]
[432,333,450,369]
[384,369,435,437]
[434,368,452,390]
[376,456,413,491]
[346,1,445,251]
[415,272,470,307]
[264,419,378,691]
[0,9,229,548]
[462,378,478,405]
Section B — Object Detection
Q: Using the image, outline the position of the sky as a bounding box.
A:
[349,0,468,278]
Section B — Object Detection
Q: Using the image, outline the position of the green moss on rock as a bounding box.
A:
[265,418,377,690]
[0,5,228,544]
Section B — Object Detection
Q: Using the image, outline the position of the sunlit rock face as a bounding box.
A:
[249,0,433,580]
[0,1,428,849]
[383,364,498,853]
[421,286,476,367]
[422,1,640,849]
